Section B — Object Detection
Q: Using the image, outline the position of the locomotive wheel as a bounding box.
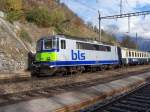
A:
[31,70,38,76]
[76,66,83,75]
[100,65,106,71]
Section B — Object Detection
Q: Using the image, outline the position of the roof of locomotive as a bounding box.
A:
[38,34,115,46]
[37,35,150,54]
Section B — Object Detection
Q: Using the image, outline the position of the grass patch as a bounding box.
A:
[19,29,32,43]
[6,10,23,23]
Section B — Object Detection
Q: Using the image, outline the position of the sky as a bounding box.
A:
[60,0,150,39]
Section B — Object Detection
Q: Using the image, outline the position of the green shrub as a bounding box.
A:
[19,29,32,43]
[25,7,51,27]
[6,11,23,23]
[50,8,66,27]
[54,25,64,33]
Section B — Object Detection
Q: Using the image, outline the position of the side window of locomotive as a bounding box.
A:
[53,38,59,49]
[61,40,66,49]
[76,42,111,52]
[106,46,111,52]
[56,38,59,49]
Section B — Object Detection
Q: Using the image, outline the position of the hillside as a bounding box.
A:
[0,0,116,73]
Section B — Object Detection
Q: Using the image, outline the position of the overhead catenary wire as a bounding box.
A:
[124,0,133,12]
[73,0,97,12]
[100,10,150,19]
[64,0,150,42]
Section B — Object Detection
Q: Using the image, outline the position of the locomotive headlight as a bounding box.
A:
[50,66,54,68]
[47,57,51,61]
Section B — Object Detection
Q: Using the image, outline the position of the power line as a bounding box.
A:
[74,0,119,15]
[98,10,150,41]
[100,10,150,19]
[123,0,129,13]
[73,0,97,12]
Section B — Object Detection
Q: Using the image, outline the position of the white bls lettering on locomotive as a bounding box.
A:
[71,50,85,60]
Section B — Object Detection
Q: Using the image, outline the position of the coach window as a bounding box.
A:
[140,53,141,57]
[129,51,131,57]
[132,52,134,57]
[135,52,137,57]
[61,40,66,49]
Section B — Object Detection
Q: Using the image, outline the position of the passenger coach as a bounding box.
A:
[120,48,149,65]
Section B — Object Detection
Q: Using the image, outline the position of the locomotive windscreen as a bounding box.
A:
[43,38,59,50]
[44,39,53,50]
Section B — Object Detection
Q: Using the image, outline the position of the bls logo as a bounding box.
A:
[71,50,85,60]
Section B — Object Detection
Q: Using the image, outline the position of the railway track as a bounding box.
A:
[81,82,150,112]
[0,65,150,85]
[0,65,149,108]
[0,68,150,108]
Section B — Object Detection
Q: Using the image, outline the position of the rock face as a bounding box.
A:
[0,51,26,73]
[0,17,32,73]
[0,12,54,74]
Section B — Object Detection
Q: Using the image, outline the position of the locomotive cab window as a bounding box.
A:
[61,40,66,49]
[44,39,53,50]
[43,38,59,50]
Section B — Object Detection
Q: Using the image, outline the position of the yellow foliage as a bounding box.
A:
[8,0,22,11]
[0,0,22,11]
